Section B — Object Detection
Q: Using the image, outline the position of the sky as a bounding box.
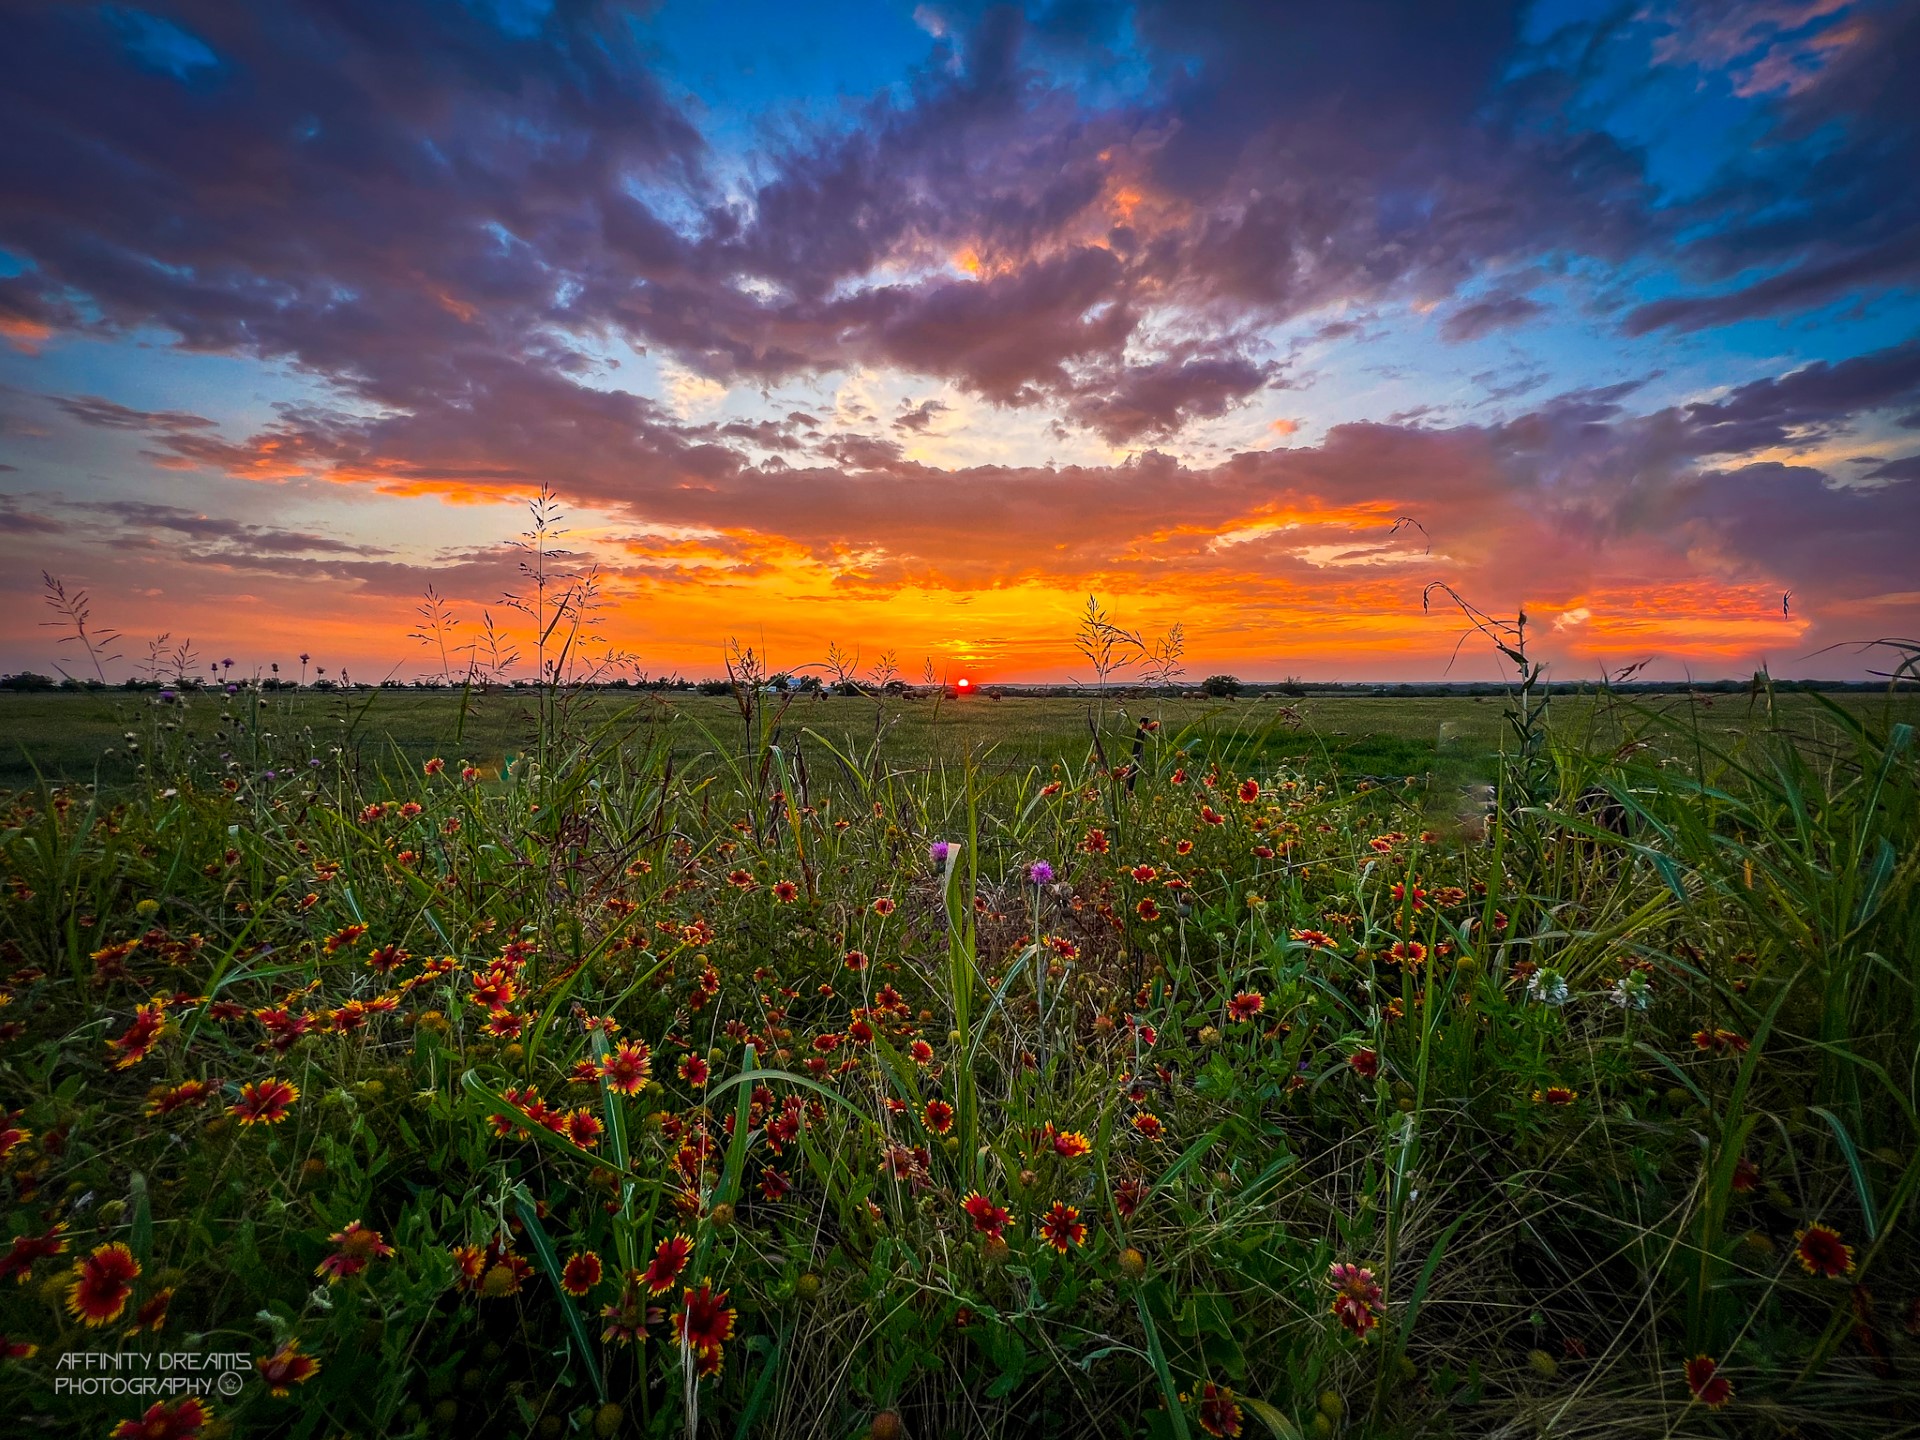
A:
[1,0,1917,685]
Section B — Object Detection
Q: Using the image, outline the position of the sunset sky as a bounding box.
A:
[2,1,1917,684]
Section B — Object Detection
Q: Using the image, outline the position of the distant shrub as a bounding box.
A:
[1200,674,1242,697]
[1,672,58,692]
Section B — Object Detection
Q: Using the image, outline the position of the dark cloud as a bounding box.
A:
[1472,367,1550,402]
[1677,340,1920,454]
[0,0,1670,444]
[0,0,704,410]
[894,399,951,434]
[813,433,906,470]
[1441,290,1547,344]
[0,493,59,534]
[1,0,1917,675]
[1624,1,1920,334]
[1665,460,1920,594]
[53,395,217,432]
[1859,453,1920,483]
[84,500,386,556]
[1066,350,1276,443]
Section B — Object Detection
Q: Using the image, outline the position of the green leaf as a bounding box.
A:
[511,1183,606,1405]
[1853,837,1897,929]
[705,1065,873,1128]
[1135,1293,1194,1440]
[128,1172,152,1270]
[458,1070,610,1171]
[1239,1397,1303,1440]
[1809,1106,1879,1240]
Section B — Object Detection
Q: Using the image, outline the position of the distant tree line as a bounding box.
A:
[2,670,1909,697]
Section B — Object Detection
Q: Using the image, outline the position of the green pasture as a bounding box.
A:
[1,686,1911,793]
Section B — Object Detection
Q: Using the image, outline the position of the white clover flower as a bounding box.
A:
[1527,967,1570,1006]
[1609,970,1651,1010]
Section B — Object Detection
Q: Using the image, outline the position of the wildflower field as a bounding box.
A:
[1,666,1916,1440]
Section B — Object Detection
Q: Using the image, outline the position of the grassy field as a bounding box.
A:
[4,687,1911,793]
[1,678,1916,1438]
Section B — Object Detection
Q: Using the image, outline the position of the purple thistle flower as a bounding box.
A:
[928,840,951,866]
[1027,861,1055,885]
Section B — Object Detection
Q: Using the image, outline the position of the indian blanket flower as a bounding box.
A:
[678,1054,710,1088]
[107,1001,169,1069]
[922,1099,955,1135]
[1348,1048,1380,1081]
[597,1040,653,1095]
[109,1397,212,1440]
[962,1192,1011,1239]
[315,1221,393,1283]
[1236,779,1260,803]
[1526,968,1570,1006]
[481,1253,533,1298]
[323,923,368,953]
[562,1252,604,1297]
[1794,1223,1855,1279]
[600,1269,664,1344]
[0,1223,68,1285]
[1685,1354,1733,1409]
[871,897,895,916]
[671,1281,737,1377]
[451,1238,533,1297]
[449,1244,485,1290]
[1328,1262,1384,1340]
[1130,1112,1165,1141]
[642,1235,692,1296]
[561,1109,606,1148]
[772,880,799,903]
[231,1078,300,1126]
[1387,940,1428,967]
[1533,1086,1579,1106]
[1692,1027,1750,1056]
[258,1339,319,1396]
[1226,991,1265,1022]
[1038,1201,1087,1254]
[66,1242,140,1326]
[127,1287,173,1334]
[1051,1129,1092,1159]
[1197,1382,1245,1438]
[366,943,409,974]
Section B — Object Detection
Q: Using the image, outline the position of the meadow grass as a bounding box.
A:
[4,687,1906,793]
[0,673,1915,1438]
